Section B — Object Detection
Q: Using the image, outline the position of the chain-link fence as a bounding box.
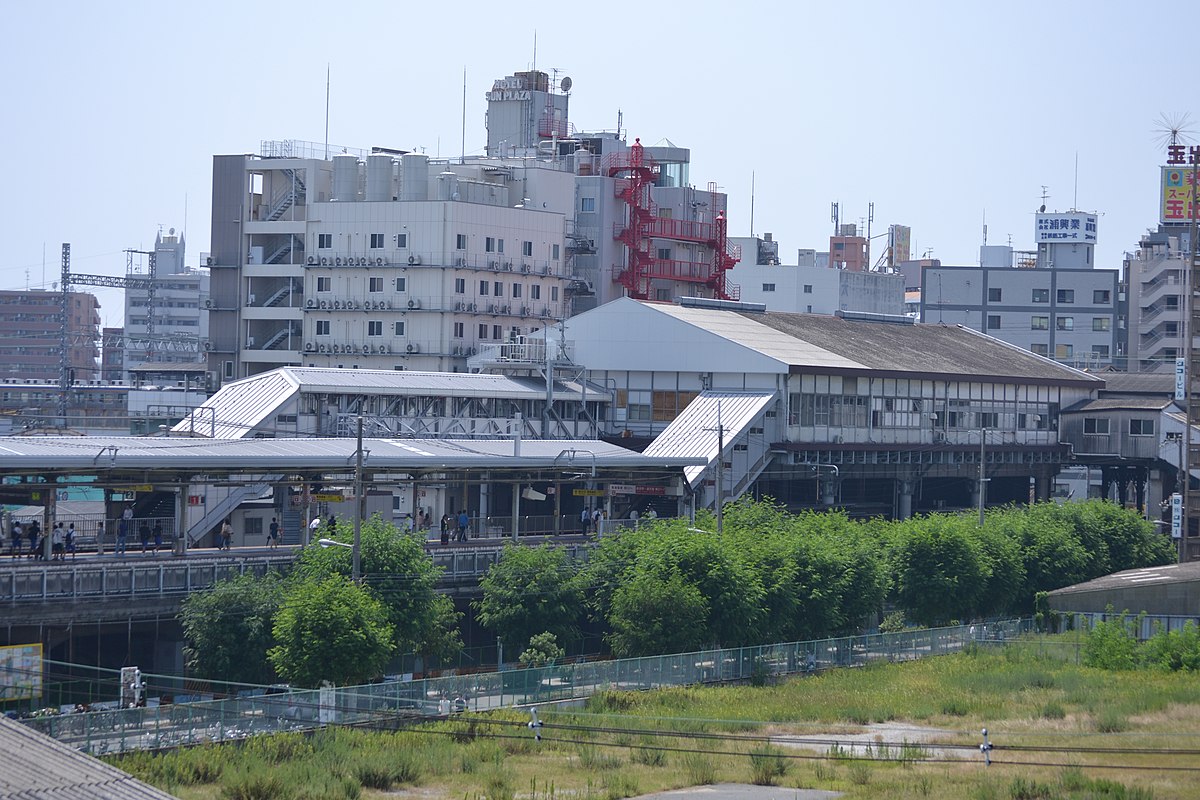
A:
[20,618,1033,755]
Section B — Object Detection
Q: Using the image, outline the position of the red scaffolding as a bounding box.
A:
[605,138,740,300]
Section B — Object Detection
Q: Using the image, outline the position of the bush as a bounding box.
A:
[749,745,788,785]
[1141,622,1200,672]
[683,751,717,785]
[1082,612,1139,670]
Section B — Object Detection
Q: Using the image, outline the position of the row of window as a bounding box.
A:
[761,284,815,293]
[1029,343,1109,358]
[313,320,532,341]
[787,393,1052,429]
[453,278,556,301]
[986,315,1111,331]
[1083,418,1155,436]
[987,287,1111,304]
[318,233,407,249]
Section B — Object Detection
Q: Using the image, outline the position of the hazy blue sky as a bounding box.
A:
[3,1,1193,326]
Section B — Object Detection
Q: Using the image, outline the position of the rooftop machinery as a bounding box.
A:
[605,138,741,301]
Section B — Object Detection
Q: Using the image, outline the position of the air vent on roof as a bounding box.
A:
[834,309,915,325]
[678,297,767,313]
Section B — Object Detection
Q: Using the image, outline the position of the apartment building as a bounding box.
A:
[0,290,100,382]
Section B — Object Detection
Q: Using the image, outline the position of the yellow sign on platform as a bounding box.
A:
[572,489,604,497]
[313,493,346,502]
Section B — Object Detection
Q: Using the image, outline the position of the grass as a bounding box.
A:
[114,638,1200,800]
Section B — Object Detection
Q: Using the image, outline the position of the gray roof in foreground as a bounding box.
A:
[0,436,701,473]
[1048,562,1200,597]
[0,715,178,799]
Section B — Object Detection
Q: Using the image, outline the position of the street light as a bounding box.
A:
[316,537,359,583]
[316,538,352,550]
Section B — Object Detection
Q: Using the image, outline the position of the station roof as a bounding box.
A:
[643,391,777,487]
[1048,562,1200,597]
[174,367,604,439]
[0,436,700,475]
[0,715,178,799]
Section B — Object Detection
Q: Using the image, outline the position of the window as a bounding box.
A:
[530,284,541,300]
[494,281,503,296]
[497,239,504,253]
[1130,419,1155,436]
[987,314,1001,330]
[987,287,1002,302]
[370,233,384,248]
[551,286,559,301]
[485,237,496,252]
[394,277,406,292]
[456,234,467,250]
[656,288,672,301]
[1030,343,1049,356]
[1055,343,1073,359]
[1056,316,1073,331]
[1093,317,1110,331]
[1031,316,1049,330]
[657,247,672,260]
[316,276,331,292]
[763,283,776,292]
[367,320,383,336]
[552,243,560,260]
[1032,288,1049,303]
[522,241,533,257]
[803,284,813,294]
[318,233,332,249]
[245,518,263,536]
[478,324,488,338]
[369,277,384,292]
[316,320,330,335]
[453,322,464,338]
[393,320,405,336]
[1057,289,1075,303]
[1092,344,1110,357]
[512,283,522,298]
[1093,289,1111,304]
[396,233,408,248]
[1083,418,1110,435]
[580,197,596,212]
[454,278,466,294]
[479,280,490,295]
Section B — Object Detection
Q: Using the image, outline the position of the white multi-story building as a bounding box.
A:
[124,229,209,379]
[1122,226,1188,373]
[206,68,744,384]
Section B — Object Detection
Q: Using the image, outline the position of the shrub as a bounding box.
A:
[1141,621,1200,672]
[683,751,716,785]
[1082,611,1139,670]
[749,745,789,785]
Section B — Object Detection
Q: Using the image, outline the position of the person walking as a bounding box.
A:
[138,521,151,555]
[10,519,22,559]
[66,522,77,559]
[268,517,280,549]
[456,509,469,542]
[27,521,39,559]
[96,521,105,554]
[439,512,451,545]
[51,523,65,561]
[116,517,128,556]
[152,522,163,555]
[220,519,233,551]
[308,516,321,542]
[580,506,591,535]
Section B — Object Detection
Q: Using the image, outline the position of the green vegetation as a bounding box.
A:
[117,641,1200,800]
[474,543,585,651]
[1083,612,1200,673]
[179,572,284,685]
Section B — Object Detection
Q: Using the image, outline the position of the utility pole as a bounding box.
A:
[978,428,989,526]
[704,401,727,538]
[353,415,364,582]
[1184,147,1199,563]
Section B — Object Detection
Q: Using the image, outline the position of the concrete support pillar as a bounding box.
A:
[479,472,490,531]
[1036,472,1053,503]
[897,480,914,521]
[511,480,520,541]
[819,477,837,507]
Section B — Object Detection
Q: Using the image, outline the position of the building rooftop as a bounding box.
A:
[643,390,777,487]
[1048,562,1200,597]
[1063,397,1172,413]
[0,715,178,799]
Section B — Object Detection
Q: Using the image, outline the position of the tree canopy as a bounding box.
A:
[475,543,584,651]
[179,572,284,684]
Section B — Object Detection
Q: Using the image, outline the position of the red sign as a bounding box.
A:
[1167,145,1200,166]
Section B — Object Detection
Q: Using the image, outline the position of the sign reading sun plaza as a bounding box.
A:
[485,76,532,102]
[1034,212,1097,243]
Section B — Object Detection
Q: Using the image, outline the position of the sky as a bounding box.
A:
[4,1,1195,328]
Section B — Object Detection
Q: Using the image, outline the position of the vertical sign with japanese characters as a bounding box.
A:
[1161,167,1198,223]
[1171,493,1183,539]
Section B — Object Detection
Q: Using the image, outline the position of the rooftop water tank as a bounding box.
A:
[366,153,394,202]
[400,153,429,201]
[436,171,458,202]
[332,154,360,202]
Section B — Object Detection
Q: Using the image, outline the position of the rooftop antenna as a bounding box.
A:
[532,30,537,72]
[617,108,623,140]
[831,202,839,235]
[749,170,755,237]
[324,64,331,160]
[1073,152,1079,210]
[982,209,988,246]
[1153,112,1195,150]
[1040,185,1050,212]
[461,66,467,165]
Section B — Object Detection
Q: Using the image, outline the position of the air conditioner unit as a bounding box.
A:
[408,298,421,309]
[540,265,549,275]
[408,255,421,265]
[521,263,531,273]
[487,303,497,313]
[502,261,513,271]
[320,300,330,309]
[520,306,529,315]
[304,342,314,352]
[203,341,212,351]
[204,298,214,309]
[206,256,215,266]
[320,257,329,266]
[333,300,342,310]
[319,344,328,353]
[307,256,316,265]
[455,301,464,311]
[384,344,391,354]
[468,302,477,312]
[501,304,511,314]
[376,257,386,266]
[306,299,316,308]
[488,260,499,268]
[385,301,392,309]
[406,343,420,354]
[335,257,343,266]
[456,257,467,267]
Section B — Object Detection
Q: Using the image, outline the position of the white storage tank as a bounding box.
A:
[400,153,429,201]
[436,171,458,202]
[332,154,360,202]
[366,154,394,202]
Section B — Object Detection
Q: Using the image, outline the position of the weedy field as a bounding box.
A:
[117,637,1200,800]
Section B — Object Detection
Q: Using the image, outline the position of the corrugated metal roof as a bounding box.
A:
[643,391,777,486]
[1094,371,1173,395]
[0,436,702,473]
[642,303,1099,385]
[1063,397,1172,412]
[1048,562,1200,596]
[175,368,603,439]
[0,715,178,799]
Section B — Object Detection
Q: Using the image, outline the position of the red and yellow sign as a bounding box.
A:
[1161,167,1200,223]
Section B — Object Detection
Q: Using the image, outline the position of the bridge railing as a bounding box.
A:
[23,618,1034,754]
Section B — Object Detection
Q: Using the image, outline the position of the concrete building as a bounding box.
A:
[1122,226,1188,372]
[922,212,1117,368]
[0,289,100,383]
[123,229,209,379]
[101,326,124,382]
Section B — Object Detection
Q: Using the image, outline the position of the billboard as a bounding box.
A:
[1161,167,1200,223]
[1035,212,1097,243]
[0,643,42,702]
[889,225,912,266]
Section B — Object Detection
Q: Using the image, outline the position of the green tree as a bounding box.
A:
[475,543,584,651]
[609,571,709,656]
[179,572,284,685]
[293,515,460,658]
[889,515,987,626]
[268,574,394,687]
[518,632,566,667]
